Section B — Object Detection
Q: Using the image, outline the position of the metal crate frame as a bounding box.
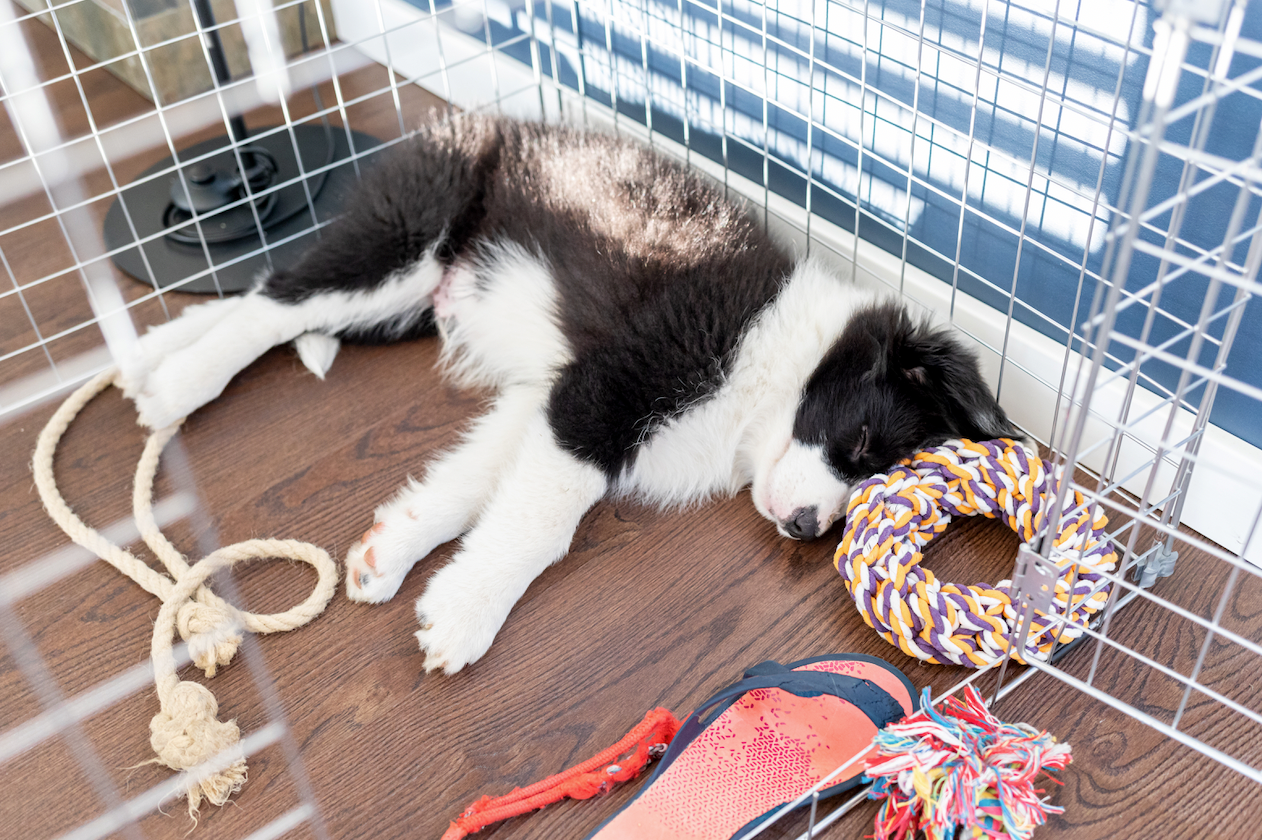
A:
[3,0,1261,837]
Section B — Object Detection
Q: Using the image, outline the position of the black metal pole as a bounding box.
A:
[191,0,250,149]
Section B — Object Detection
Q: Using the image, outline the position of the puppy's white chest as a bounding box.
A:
[619,389,752,504]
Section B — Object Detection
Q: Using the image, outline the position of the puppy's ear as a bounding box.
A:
[851,423,871,462]
[904,324,1022,442]
[903,365,928,386]
[862,334,888,382]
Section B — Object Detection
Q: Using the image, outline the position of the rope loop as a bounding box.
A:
[32,369,339,817]
[834,438,1117,667]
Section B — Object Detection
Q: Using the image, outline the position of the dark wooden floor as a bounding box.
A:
[2,7,1261,839]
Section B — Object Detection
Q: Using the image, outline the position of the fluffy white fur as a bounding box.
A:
[434,243,572,390]
[619,258,862,513]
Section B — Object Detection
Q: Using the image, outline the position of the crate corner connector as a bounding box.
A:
[1012,543,1059,618]
[1132,544,1179,589]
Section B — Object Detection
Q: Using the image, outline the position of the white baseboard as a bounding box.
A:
[330,0,1262,569]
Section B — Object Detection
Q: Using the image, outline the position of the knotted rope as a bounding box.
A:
[835,439,1116,667]
[32,369,339,815]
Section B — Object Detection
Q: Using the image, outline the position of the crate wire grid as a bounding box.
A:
[421,0,1262,805]
[0,2,344,838]
[1013,0,1262,787]
[2,0,1262,838]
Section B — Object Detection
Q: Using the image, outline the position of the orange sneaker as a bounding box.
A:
[586,654,919,840]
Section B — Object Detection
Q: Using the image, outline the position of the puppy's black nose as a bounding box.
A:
[783,507,820,541]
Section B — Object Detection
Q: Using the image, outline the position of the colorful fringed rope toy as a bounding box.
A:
[865,686,1073,840]
[835,439,1117,666]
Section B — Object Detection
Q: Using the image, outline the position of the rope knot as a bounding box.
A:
[176,598,242,678]
[149,681,248,813]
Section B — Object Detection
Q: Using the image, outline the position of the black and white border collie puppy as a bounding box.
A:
[120,116,1019,673]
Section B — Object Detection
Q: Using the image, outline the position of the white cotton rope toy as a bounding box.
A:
[32,369,339,817]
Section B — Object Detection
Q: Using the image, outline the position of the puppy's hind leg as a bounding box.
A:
[117,296,244,396]
[127,255,443,428]
[347,385,545,603]
[125,289,316,428]
[414,410,608,673]
[124,124,502,427]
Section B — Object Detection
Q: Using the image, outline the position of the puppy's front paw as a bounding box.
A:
[413,563,511,674]
[344,507,435,603]
[346,522,409,603]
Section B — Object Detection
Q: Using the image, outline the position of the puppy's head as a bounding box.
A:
[759,302,1020,541]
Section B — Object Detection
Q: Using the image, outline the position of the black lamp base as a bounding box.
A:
[103,125,380,294]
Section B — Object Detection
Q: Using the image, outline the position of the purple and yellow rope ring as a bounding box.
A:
[834,438,1117,667]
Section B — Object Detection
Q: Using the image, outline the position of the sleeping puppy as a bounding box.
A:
[120,115,1020,673]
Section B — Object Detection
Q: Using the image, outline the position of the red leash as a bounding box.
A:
[440,707,683,840]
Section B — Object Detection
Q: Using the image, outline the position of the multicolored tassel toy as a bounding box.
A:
[865,686,1072,840]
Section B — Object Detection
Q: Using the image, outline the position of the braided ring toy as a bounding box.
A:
[834,439,1117,667]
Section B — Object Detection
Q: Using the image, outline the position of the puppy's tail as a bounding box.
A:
[294,332,341,379]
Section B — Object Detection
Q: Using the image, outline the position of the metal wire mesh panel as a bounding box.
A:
[3,0,1262,837]
[1004,0,1262,788]
[0,1,383,836]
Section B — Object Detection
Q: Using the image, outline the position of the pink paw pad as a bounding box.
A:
[358,522,388,571]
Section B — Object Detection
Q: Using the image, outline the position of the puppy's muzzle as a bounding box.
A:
[781,506,820,541]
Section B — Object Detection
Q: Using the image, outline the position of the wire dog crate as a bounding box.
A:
[2,0,1261,837]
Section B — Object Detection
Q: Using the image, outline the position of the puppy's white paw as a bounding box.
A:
[117,322,188,400]
[131,393,184,431]
[413,562,512,674]
[345,528,390,603]
[116,344,156,399]
[344,505,437,603]
[130,353,226,429]
[345,523,409,603]
[119,297,245,426]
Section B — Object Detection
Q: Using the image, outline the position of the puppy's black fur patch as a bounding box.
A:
[793,302,1020,481]
[266,122,504,306]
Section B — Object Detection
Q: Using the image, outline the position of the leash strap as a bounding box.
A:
[440,707,682,840]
